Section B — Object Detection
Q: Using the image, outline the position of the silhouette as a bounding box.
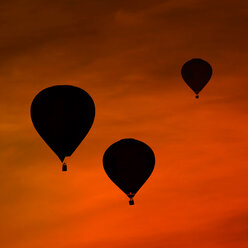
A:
[181,58,212,98]
[103,138,155,205]
[31,85,95,171]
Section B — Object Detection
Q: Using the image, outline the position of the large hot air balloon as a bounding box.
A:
[181,58,212,98]
[103,138,155,205]
[31,85,95,171]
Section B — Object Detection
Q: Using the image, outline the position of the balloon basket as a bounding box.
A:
[62,162,67,172]
[129,199,134,205]
[195,95,199,99]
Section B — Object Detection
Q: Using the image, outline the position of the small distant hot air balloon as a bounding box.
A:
[181,58,212,98]
[31,85,95,171]
[103,138,155,205]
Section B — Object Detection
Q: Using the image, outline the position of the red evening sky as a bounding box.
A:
[0,1,248,247]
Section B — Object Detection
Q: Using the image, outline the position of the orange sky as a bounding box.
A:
[0,1,248,247]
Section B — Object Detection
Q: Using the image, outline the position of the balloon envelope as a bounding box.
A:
[103,139,155,202]
[181,58,212,97]
[31,85,95,162]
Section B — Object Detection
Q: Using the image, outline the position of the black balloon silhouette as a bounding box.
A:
[103,138,155,205]
[181,58,212,98]
[31,85,95,171]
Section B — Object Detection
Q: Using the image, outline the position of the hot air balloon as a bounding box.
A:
[31,85,95,171]
[181,58,212,98]
[103,138,155,205]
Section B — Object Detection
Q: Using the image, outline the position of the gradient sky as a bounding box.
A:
[0,1,248,247]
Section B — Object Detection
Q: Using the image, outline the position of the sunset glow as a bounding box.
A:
[0,1,248,248]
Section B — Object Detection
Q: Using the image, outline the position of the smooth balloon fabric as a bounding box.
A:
[103,139,155,200]
[181,58,212,96]
[31,85,95,162]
